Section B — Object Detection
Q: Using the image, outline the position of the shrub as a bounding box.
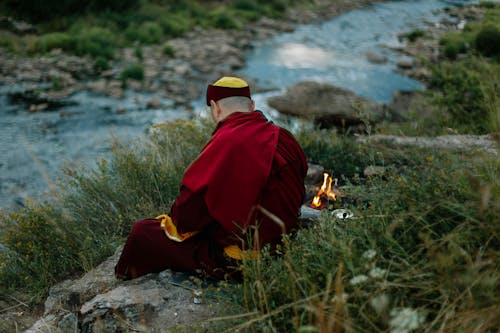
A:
[428,58,497,134]
[162,43,176,57]
[479,1,497,9]
[232,0,260,12]
[4,0,139,22]
[126,21,163,44]
[212,12,239,30]
[35,32,75,53]
[75,27,116,59]
[94,56,110,71]
[268,0,288,12]
[406,29,425,42]
[134,47,143,60]
[0,205,84,300]
[158,14,191,38]
[440,33,468,59]
[0,31,20,52]
[59,119,211,236]
[139,21,163,44]
[475,24,500,57]
[296,128,381,178]
[120,64,144,81]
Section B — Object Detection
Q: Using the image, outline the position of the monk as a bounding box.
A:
[115,76,308,280]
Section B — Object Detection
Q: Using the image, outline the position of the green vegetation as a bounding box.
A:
[162,43,176,58]
[440,31,469,60]
[475,24,500,57]
[3,119,497,331]
[0,119,211,302]
[119,64,145,81]
[0,2,498,332]
[0,0,312,60]
[2,0,139,22]
[378,2,500,136]
[215,147,499,332]
[440,2,500,60]
[295,129,383,178]
[405,28,425,42]
[429,3,500,135]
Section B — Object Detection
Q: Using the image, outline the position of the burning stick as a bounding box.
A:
[311,173,337,209]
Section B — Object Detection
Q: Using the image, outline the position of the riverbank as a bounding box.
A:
[0,0,394,211]
[0,0,387,330]
[0,0,384,110]
[1,1,499,331]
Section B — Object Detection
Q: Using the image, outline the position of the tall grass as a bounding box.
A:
[428,57,500,135]
[0,118,498,332]
[0,119,211,302]
[208,145,499,332]
[377,3,500,137]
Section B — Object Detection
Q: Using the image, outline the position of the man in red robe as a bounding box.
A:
[115,76,308,280]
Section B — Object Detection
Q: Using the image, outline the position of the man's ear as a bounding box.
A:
[210,100,221,121]
[251,99,255,112]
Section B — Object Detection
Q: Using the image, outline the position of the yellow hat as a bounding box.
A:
[206,76,251,105]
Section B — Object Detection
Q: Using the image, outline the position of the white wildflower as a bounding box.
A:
[349,274,368,285]
[370,294,390,316]
[331,292,349,303]
[369,267,388,279]
[389,307,426,333]
[298,326,319,333]
[362,249,377,260]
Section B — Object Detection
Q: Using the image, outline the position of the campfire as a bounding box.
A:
[311,172,338,209]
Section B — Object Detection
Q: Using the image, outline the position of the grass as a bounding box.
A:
[0,1,499,332]
[205,145,500,332]
[1,118,498,332]
[377,3,500,136]
[119,63,145,81]
[0,0,314,60]
[0,119,211,304]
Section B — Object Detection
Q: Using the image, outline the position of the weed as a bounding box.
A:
[296,128,382,178]
[428,57,499,134]
[75,27,116,59]
[94,56,110,72]
[120,64,144,81]
[210,147,499,332]
[475,24,500,57]
[35,32,75,53]
[158,14,192,38]
[440,32,469,59]
[406,29,425,42]
[0,119,212,302]
[162,43,176,58]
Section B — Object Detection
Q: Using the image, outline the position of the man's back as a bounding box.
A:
[251,127,308,248]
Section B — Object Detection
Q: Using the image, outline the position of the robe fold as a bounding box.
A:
[182,111,279,235]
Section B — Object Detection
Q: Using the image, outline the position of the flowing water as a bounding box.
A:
[0,0,475,209]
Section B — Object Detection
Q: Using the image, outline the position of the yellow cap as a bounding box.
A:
[212,76,249,88]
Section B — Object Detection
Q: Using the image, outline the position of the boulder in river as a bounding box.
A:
[7,87,76,111]
[267,81,384,130]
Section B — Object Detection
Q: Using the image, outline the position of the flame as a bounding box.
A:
[311,173,337,209]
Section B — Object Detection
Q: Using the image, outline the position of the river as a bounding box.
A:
[0,0,473,210]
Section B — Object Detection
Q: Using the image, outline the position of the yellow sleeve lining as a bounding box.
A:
[156,214,259,260]
[156,214,199,242]
[223,245,259,260]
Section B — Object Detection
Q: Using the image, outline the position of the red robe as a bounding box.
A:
[115,111,307,279]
